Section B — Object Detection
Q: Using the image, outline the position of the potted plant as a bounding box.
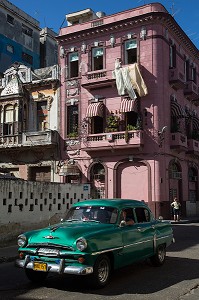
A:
[105,115,120,132]
[68,125,78,139]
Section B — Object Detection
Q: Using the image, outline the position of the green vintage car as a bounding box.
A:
[15,199,174,287]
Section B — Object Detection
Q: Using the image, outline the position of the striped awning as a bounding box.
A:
[86,102,104,118]
[120,99,138,113]
[192,116,199,130]
[171,100,185,118]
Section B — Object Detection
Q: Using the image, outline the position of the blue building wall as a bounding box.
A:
[0,34,40,72]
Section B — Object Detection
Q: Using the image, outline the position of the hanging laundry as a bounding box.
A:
[128,63,148,97]
[112,58,125,96]
[112,58,137,99]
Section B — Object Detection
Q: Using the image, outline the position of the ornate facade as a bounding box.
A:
[57,3,199,218]
[0,62,60,182]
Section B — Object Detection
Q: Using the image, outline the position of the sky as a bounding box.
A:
[9,0,199,49]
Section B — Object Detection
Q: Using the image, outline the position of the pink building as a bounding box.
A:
[57,3,199,219]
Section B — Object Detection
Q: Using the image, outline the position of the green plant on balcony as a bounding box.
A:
[68,126,78,139]
[126,124,138,131]
[105,115,120,132]
[68,132,78,138]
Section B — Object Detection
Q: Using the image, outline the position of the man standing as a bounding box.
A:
[171,197,181,222]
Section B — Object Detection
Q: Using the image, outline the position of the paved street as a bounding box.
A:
[0,223,199,300]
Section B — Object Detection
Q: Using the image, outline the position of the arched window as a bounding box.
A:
[169,162,182,179]
[188,167,197,182]
[90,163,105,199]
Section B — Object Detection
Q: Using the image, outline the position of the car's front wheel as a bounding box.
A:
[91,254,111,288]
[150,244,166,267]
[25,269,48,283]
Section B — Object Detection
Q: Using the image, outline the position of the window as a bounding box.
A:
[92,47,104,70]
[67,105,78,137]
[125,111,138,129]
[191,65,197,84]
[184,57,190,82]
[188,167,197,182]
[135,207,151,223]
[4,105,14,135]
[22,52,33,65]
[7,14,14,25]
[124,39,137,64]
[22,24,33,37]
[6,45,14,53]
[68,52,79,78]
[189,190,197,203]
[37,101,48,131]
[169,43,176,68]
[91,116,103,134]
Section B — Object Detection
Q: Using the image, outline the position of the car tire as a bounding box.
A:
[91,254,111,288]
[150,244,166,267]
[25,269,48,283]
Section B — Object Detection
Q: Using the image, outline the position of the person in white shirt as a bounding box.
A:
[171,197,181,222]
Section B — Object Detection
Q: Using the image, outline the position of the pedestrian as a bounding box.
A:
[171,197,181,222]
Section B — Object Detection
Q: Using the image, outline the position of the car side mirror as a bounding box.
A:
[158,216,163,221]
[120,220,126,227]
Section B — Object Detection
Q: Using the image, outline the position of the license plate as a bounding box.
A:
[33,262,47,272]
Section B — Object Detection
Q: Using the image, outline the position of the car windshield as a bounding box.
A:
[64,206,118,224]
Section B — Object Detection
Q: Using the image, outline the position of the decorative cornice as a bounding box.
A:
[57,11,199,60]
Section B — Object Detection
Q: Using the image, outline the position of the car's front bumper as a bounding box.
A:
[15,255,93,275]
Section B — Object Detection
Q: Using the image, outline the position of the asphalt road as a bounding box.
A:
[0,223,199,300]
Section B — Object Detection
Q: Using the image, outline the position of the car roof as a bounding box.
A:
[73,199,148,210]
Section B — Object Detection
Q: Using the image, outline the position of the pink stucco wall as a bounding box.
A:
[58,3,199,218]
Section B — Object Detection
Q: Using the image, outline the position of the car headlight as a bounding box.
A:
[17,234,27,247]
[76,237,87,251]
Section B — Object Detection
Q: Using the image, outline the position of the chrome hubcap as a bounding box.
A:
[98,259,109,283]
[158,247,165,262]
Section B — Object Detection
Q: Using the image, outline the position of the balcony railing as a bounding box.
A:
[81,69,115,90]
[22,130,58,147]
[0,130,58,149]
[169,68,185,89]
[170,132,188,151]
[81,130,144,151]
[184,81,199,100]
[187,138,199,155]
[0,135,22,147]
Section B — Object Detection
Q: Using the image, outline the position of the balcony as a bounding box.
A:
[187,139,199,155]
[0,130,58,150]
[81,130,144,151]
[0,135,22,148]
[81,69,115,90]
[184,81,199,100]
[22,130,58,147]
[170,132,188,151]
[169,68,185,90]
